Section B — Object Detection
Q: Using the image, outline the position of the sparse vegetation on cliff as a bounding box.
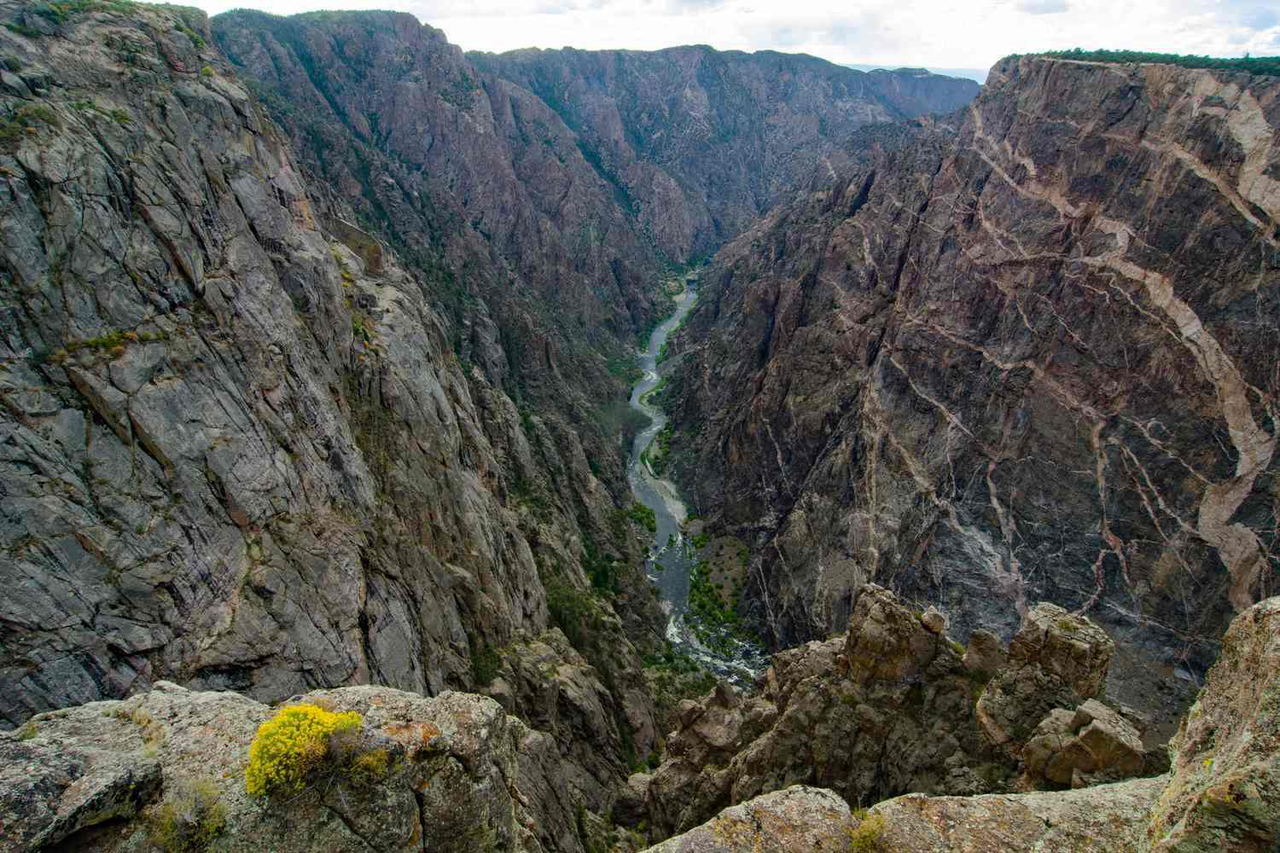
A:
[148,778,227,853]
[1034,48,1280,76]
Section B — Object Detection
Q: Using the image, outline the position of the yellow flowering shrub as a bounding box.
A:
[244,704,362,797]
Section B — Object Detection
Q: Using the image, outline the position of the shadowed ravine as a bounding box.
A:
[628,277,767,682]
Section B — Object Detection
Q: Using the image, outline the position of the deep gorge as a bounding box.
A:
[0,2,1276,851]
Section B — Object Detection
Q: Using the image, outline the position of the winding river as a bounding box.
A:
[627,279,766,681]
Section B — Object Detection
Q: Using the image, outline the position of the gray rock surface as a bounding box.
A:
[642,786,852,853]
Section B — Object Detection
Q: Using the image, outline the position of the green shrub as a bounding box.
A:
[0,103,61,151]
[244,704,361,797]
[847,809,885,852]
[346,747,391,786]
[148,778,226,853]
[471,640,501,686]
[545,578,598,651]
[175,23,204,49]
[626,502,656,533]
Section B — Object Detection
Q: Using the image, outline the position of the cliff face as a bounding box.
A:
[0,0,664,800]
[210,10,666,508]
[664,56,1280,666]
[471,48,979,260]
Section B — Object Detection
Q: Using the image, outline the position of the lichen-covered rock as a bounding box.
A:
[869,777,1165,852]
[642,786,852,853]
[976,603,1114,751]
[0,682,593,853]
[1022,699,1147,787]
[1145,596,1280,852]
[0,718,162,851]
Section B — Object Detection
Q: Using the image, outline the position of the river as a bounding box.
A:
[627,277,767,683]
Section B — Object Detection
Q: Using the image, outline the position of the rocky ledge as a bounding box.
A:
[0,682,602,853]
[629,584,1169,838]
[647,594,1279,852]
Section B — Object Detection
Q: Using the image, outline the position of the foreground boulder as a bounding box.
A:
[869,777,1166,852]
[643,786,852,853]
[0,683,593,853]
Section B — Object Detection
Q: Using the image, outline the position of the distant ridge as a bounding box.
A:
[844,62,989,83]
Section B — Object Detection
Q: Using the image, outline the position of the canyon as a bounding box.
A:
[0,0,1277,850]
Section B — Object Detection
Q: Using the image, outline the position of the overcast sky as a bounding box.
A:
[193,0,1280,80]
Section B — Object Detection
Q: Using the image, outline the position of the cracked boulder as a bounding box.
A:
[975,603,1114,753]
[1021,699,1148,787]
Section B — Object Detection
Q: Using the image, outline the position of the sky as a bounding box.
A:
[192,0,1280,81]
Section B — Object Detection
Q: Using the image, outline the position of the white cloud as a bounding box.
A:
[186,0,1280,76]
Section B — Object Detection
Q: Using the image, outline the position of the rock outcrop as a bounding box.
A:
[663,55,1280,670]
[867,594,1280,852]
[636,585,1160,837]
[1144,594,1280,851]
[0,682,594,853]
[975,602,1114,752]
[636,594,1279,852]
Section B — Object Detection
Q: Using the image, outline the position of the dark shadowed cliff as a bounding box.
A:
[470,48,979,260]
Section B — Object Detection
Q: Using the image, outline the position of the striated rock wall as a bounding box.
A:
[664,56,1280,668]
